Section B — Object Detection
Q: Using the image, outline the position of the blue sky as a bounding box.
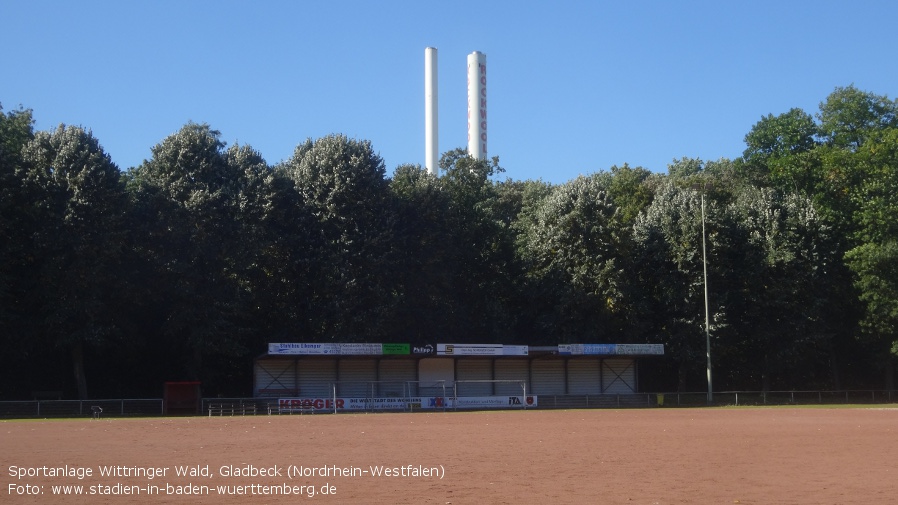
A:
[3,1,896,184]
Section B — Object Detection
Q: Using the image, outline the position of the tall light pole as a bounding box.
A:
[700,191,712,404]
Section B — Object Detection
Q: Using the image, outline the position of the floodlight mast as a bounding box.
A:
[700,190,712,404]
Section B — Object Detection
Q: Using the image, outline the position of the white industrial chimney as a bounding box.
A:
[466,51,487,160]
[425,47,439,175]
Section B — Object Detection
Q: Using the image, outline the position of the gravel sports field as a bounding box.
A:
[3,407,897,504]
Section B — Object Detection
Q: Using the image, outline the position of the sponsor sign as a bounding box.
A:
[269,343,340,355]
[279,396,538,412]
[268,343,414,356]
[412,344,435,355]
[615,343,664,355]
[502,345,529,356]
[558,344,664,356]
[558,344,616,355]
[278,397,423,412]
[382,343,410,355]
[437,344,529,356]
[420,396,538,409]
[339,343,383,355]
[279,398,344,411]
[438,343,498,355]
[344,397,419,410]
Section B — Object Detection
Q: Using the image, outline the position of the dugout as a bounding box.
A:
[253,343,663,402]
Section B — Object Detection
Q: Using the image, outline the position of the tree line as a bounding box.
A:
[1,85,896,399]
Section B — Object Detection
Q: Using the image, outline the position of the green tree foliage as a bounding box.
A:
[743,108,819,163]
[728,187,835,390]
[0,104,34,171]
[239,155,318,345]
[845,242,898,358]
[633,182,720,390]
[602,164,654,224]
[516,174,629,343]
[817,85,898,150]
[742,86,898,389]
[842,128,898,387]
[632,178,838,391]
[279,134,395,340]
[0,105,35,326]
[0,105,36,395]
[433,149,518,342]
[666,157,704,179]
[6,83,898,399]
[847,128,898,245]
[19,124,127,399]
[128,123,267,385]
[387,164,455,342]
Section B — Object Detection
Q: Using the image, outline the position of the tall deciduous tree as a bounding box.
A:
[387,163,454,342]
[845,242,898,388]
[280,134,395,340]
[729,186,835,391]
[743,108,819,164]
[128,123,264,386]
[436,149,517,342]
[0,105,35,331]
[20,124,127,399]
[0,105,36,395]
[844,128,898,389]
[633,182,719,391]
[604,164,655,225]
[818,85,898,150]
[517,174,628,343]
[236,151,317,346]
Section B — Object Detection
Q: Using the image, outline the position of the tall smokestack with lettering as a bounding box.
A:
[467,51,487,160]
[425,47,438,175]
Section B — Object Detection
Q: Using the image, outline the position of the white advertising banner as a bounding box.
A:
[502,345,529,356]
[558,344,664,356]
[558,344,615,355]
[278,396,538,412]
[269,343,341,355]
[268,343,401,356]
[437,344,529,356]
[419,396,538,409]
[339,343,384,355]
[278,397,424,412]
[615,343,665,355]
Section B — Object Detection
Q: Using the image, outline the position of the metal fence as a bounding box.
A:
[0,399,165,418]
[0,390,894,419]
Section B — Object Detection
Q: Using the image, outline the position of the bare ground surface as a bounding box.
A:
[2,407,897,504]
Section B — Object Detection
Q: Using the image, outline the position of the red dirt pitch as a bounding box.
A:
[3,407,897,504]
